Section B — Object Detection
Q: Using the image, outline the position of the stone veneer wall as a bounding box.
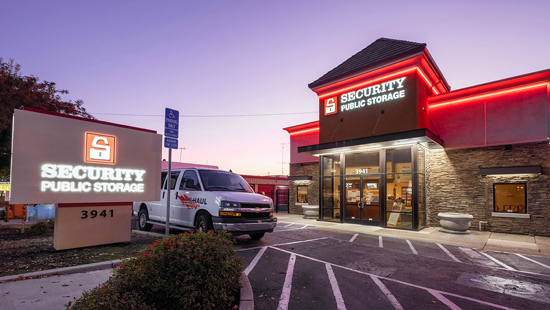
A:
[289,162,320,215]
[427,142,550,236]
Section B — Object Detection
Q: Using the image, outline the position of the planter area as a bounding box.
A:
[302,205,319,219]
[438,212,473,234]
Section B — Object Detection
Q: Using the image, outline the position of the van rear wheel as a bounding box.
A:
[196,213,213,232]
[138,208,152,231]
[249,232,265,240]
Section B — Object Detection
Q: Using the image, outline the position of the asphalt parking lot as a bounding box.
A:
[235,220,550,310]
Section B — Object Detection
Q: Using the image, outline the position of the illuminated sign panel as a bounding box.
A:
[9,109,162,204]
[335,77,406,114]
[85,132,116,164]
[324,96,338,115]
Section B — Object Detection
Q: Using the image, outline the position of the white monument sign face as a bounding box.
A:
[9,109,162,204]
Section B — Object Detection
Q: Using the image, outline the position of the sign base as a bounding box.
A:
[54,202,131,250]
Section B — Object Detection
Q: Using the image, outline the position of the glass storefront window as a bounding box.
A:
[345,152,379,175]
[385,148,413,229]
[322,155,341,176]
[297,185,308,203]
[494,183,526,213]
[322,176,341,222]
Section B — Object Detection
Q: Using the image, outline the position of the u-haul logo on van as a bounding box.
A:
[324,96,337,116]
[85,132,116,164]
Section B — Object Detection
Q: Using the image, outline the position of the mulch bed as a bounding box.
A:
[0,225,161,277]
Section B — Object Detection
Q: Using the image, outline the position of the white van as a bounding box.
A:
[133,168,277,239]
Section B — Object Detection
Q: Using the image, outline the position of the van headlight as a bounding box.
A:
[221,201,240,208]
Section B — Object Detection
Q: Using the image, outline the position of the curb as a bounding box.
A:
[0,259,122,283]
[240,272,254,310]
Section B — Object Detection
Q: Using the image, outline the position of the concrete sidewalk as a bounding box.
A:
[276,213,550,257]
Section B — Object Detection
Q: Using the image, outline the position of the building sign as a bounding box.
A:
[9,109,162,204]
[328,77,407,115]
[324,96,338,116]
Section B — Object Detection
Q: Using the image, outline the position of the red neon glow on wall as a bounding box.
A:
[289,127,320,136]
[429,82,549,109]
[318,66,437,99]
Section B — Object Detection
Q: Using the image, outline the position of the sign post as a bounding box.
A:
[164,108,179,236]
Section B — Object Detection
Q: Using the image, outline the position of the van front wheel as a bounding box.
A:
[249,232,265,240]
[138,208,152,231]
[196,213,213,232]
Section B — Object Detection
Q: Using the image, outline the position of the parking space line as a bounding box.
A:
[271,246,516,310]
[326,263,347,310]
[515,253,550,270]
[428,290,461,310]
[244,246,267,276]
[284,223,294,227]
[278,254,296,310]
[370,275,404,310]
[479,252,516,271]
[239,237,329,252]
[379,235,383,248]
[349,234,358,243]
[437,243,461,263]
[406,240,418,255]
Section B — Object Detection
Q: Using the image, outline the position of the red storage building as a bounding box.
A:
[285,38,550,235]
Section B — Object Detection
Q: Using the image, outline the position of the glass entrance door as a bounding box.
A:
[344,176,380,225]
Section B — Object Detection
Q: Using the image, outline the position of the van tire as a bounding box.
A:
[249,232,265,240]
[138,208,153,231]
[196,213,213,232]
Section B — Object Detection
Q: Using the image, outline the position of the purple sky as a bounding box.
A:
[3,0,550,175]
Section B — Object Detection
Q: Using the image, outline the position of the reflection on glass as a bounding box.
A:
[322,155,341,176]
[345,152,379,175]
[322,176,341,222]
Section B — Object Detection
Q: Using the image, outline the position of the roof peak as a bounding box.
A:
[308,37,426,89]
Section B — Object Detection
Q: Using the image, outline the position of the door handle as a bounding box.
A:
[162,192,165,199]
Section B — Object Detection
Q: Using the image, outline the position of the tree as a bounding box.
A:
[0,58,94,181]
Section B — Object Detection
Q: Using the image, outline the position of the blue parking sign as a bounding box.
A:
[164,108,179,149]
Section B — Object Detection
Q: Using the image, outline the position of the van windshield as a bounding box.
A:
[198,170,253,192]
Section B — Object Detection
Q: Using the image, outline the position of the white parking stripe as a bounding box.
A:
[370,275,404,310]
[284,223,294,227]
[244,246,267,276]
[326,263,347,310]
[278,254,296,310]
[349,234,358,242]
[437,243,461,263]
[515,253,550,270]
[480,252,516,271]
[379,235,383,248]
[428,290,462,310]
[239,237,329,251]
[271,246,516,310]
[406,240,418,255]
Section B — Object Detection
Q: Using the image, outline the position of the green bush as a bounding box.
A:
[69,285,152,310]
[29,221,48,235]
[72,231,242,310]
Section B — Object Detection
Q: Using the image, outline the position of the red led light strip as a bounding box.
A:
[288,127,320,136]
[318,66,437,99]
[429,82,549,109]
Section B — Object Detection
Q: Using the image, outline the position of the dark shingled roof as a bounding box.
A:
[309,38,426,89]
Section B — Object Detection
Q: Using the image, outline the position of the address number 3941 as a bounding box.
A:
[81,209,114,219]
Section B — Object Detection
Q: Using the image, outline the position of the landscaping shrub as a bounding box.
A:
[29,221,48,235]
[69,285,152,310]
[71,231,242,310]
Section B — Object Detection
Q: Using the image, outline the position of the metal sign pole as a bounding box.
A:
[166,149,171,236]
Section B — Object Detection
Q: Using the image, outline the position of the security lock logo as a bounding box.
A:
[324,96,337,116]
[85,132,116,164]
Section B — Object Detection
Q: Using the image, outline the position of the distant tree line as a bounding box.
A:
[0,58,93,181]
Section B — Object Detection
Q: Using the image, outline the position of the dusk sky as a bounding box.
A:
[3,0,550,176]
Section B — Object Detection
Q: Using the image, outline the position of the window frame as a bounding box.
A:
[296,185,308,203]
[493,182,527,214]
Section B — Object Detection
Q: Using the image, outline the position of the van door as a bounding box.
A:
[148,171,168,221]
[174,170,203,227]
[153,170,182,223]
